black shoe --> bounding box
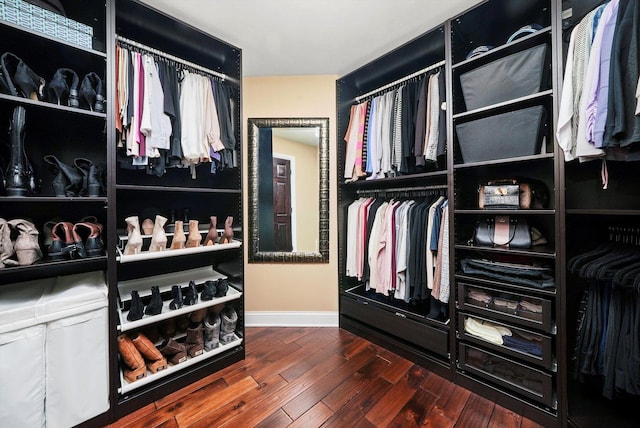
[46,68,79,107]
[216,279,229,297]
[183,281,198,306]
[1,52,45,99]
[169,285,183,310]
[144,286,163,316]
[201,280,217,301]
[127,290,144,321]
[79,72,104,112]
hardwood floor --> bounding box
[109,327,545,428]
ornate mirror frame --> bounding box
[248,117,329,263]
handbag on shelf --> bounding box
[474,215,532,249]
[478,179,549,210]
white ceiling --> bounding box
[138,0,484,77]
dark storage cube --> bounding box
[460,44,549,111]
[456,105,546,163]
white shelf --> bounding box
[117,266,242,332]
[118,334,243,395]
[116,239,242,263]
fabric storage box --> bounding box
[0,272,108,428]
[460,44,549,111]
[455,105,546,163]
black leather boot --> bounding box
[127,290,144,321]
[144,285,163,316]
[183,280,198,306]
[200,280,217,301]
[5,106,30,196]
[43,155,82,197]
[169,285,183,310]
[74,158,102,196]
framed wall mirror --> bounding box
[248,117,329,263]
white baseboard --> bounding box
[245,311,339,327]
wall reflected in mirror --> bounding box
[248,118,329,263]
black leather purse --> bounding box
[474,215,532,249]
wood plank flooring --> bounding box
[108,327,545,428]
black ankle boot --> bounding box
[79,72,104,112]
[200,280,217,301]
[183,280,198,306]
[216,278,229,297]
[127,290,144,321]
[144,286,163,316]
[169,285,183,310]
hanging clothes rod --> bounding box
[356,184,447,196]
[116,35,232,83]
[355,59,446,102]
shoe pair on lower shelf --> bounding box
[117,332,167,383]
[0,218,42,267]
[127,286,163,321]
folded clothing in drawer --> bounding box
[460,258,555,289]
[455,105,547,163]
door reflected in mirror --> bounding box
[248,118,329,263]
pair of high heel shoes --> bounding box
[122,215,169,255]
[44,155,105,197]
[47,68,104,112]
[0,218,42,267]
[0,52,104,111]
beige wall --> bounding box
[272,135,319,252]
[243,75,338,312]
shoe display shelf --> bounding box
[116,265,243,394]
[117,266,242,332]
[117,332,242,395]
[115,230,242,263]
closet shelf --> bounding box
[455,209,555,215]
[0,256,107,286]
[341,170,447,188]
[117,334,243,395]
[0,18,107,57]
[454,153,554,169]
[118,288,242,332]
[451,26,551,71]
[0,93,108,117]
[455,243,556,259]
[118,266,229,300]
[116,240,242,263]
[0,195,108,203]
[453,90,553,121]
[565,209,640,216]
[115,184,241,194]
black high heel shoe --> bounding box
[127,290,144,321]
[0,52,45,100]
[79,72,104,112]
[169,285,183,310]
[183,281,198,306]
[46,68,79,107]
[74,157,102,197]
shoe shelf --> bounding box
[0,93,108,118]
[115,240,242,263]
[117,266,242,332]
[118,333,243,395]
[115,184,241,194]
[0,256,107,286]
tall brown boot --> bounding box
[117,334,146,382]
[131,332,167,373]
